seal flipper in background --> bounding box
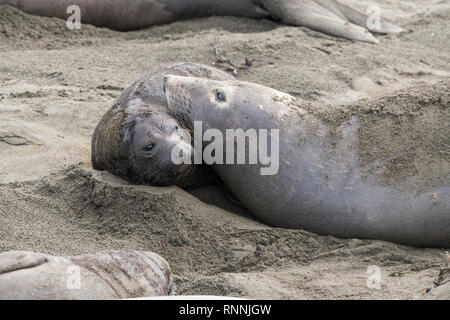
[0,251,48,275]
[261,0,402,43]
[261,0,378,43]
[331,0,404,34]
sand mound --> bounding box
[0,165,445,298]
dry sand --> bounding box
[0,1,449,299]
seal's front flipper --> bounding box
[261,0,379,43]
[333,0,404,34]
[0,251,48,274]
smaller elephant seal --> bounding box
[92,62,233,188]
[0,250,175,299]
[162,75,450,247]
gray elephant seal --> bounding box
[0,250,175,299]
[1,0,403,43]
[162,75,450,247]
[92,62,233,188]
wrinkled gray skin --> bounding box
[92,62,233,187]
[0,250,175,299]
[163,75,450,247]
[0,0,403,43]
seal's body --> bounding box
[0,250,175,299]
[163,75,450,247]
[1,0,403,43]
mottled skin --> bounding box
[0,250,175,299]
[162,75,450,247]
[92,62,233,187]
[0,0,403,43]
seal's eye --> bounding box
[216,90,226,102]
[143,143,154,153]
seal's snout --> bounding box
[163,75,195,126]
[163,75,193,94]
[163,75,179,110]
[163,75,183,103]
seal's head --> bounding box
[91,106,196,187]
[162,75,287,127]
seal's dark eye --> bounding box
[143,143,154,153]
[216,90,226,102]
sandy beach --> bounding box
[0,1,449,299]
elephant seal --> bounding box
[0,250,175,299]
[91,62,232,188]
[162,75,450,247]
[1,0,403,43]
